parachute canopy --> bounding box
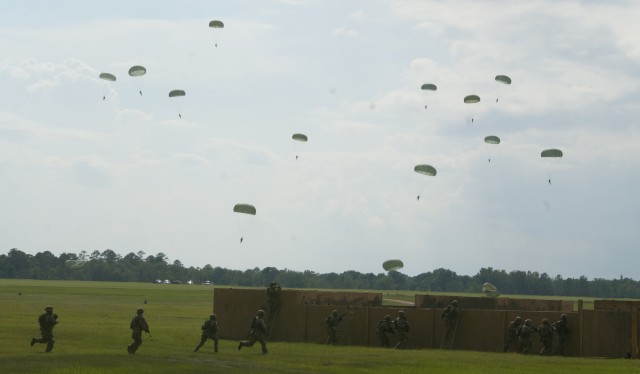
[541,148,563,158]
[65,260,86,269]
[495,75,512,85]
[128,65,147,77]
[209,20,224,28]
[482,282,497,292]
[383,259,404,272]
[484,135,501,145]
[233,203,256,215]
[292,133,308,142]
[464,95,480,104]
[414,164,437,176]
[169,89,186,98]
[421,83,437,91]
[99,73,116,82]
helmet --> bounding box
[384,315,391,321]
[451,300,458,306]
[515,316,522,323]
[332,310,338,316]
[398,310,405,316]
[210,314,217,320]
[561,314,567,320]
[524,319,532,326]
[257,309,265,317]
[542,318,549,325]
[44,305,53,311]
[137,307,144,314]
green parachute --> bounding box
[464,95,480,104]
[292,133,308,142]
[414,164,437,176]
[209,20,224,47]
[495,75,512,85]
[169,90,186,118]
[383,259,404,272]
[128,65,146,96]
[541,149,563,158]
[484,135,500,144]
[234,203,256,216]
[65,260,86,269]
[169,89,185,98]
[99,73,116,82]
[421,83,437,109]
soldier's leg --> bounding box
[214,337,219,353]
[260,336,268,354]
[45,338,55,353]
[193,335,208,352]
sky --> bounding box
[1,0,639,279]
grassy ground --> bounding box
[0,279,635,373]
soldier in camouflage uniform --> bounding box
[266,281,281,325]
[394,310,410,349]
[441,300,460,345]
[376,315,395,347]
[516,319,537,354]
[504,316,523,352]
[127,307,150,354]
[238,309,268,354]
[31,305,59,352]
[324,310,344,345]
[537,318,554,355]
[193,314,219,353]
[553,314,569,355]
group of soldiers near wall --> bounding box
[504,314,570,355]
[29,287,568,356]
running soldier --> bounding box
[537,318,554,355]
[193,314,219,353]
[31,305,59,352]
[516,319,537,354]
[238,309,268,354]
[441,300,460,348]
[266,281,282,324]
[127,307,150,354]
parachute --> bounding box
[484,136,500,144]
[541,148,563,185]
[208,20,224,47]
[541,149,563,158]
[233,204,256,243]
[482,282,499,297]
[421,83,437,109]
[292,133,308,142]
[169,90,186,118]
[99,73,116,82]
[234,203,256,216]
[128,65,147,96]
[414,164,437,176]
[495,75,512,85]
[383,259,404,272]
[65,260,86,269]
[99,73,116,100]
[464,95,480,104]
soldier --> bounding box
[394,310,410,349]
[516,319,537,354]
[31,305,59,352]
[537,318,554,355]
[553,314,569,355]
[441,300,460,346]
[324,309,344,345]
[504,316,523,352]
[266,281,282,324]
[127,307,150,354]
[376,315,395,347]
[238,309,268,354]
[193,314,219,353]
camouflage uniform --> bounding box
[193,314,219,353]
[266,282,281,324]
[127,307,150,354]
[537,318,554,355]
[553,314,569,355]
[441,300,460,343]
[504,316,522,352]
[376,315,395,347]
[238,310,268,354]
[516,319,537,354]
[394,310,410,349]
[325,310,343,345]
[31,305,59,352]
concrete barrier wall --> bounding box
[214,288,636,357]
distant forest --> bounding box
[1,248,639,298]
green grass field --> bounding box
[0,279,634,373]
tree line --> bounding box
[1,248,638,298]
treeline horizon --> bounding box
[1,248,639,299]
